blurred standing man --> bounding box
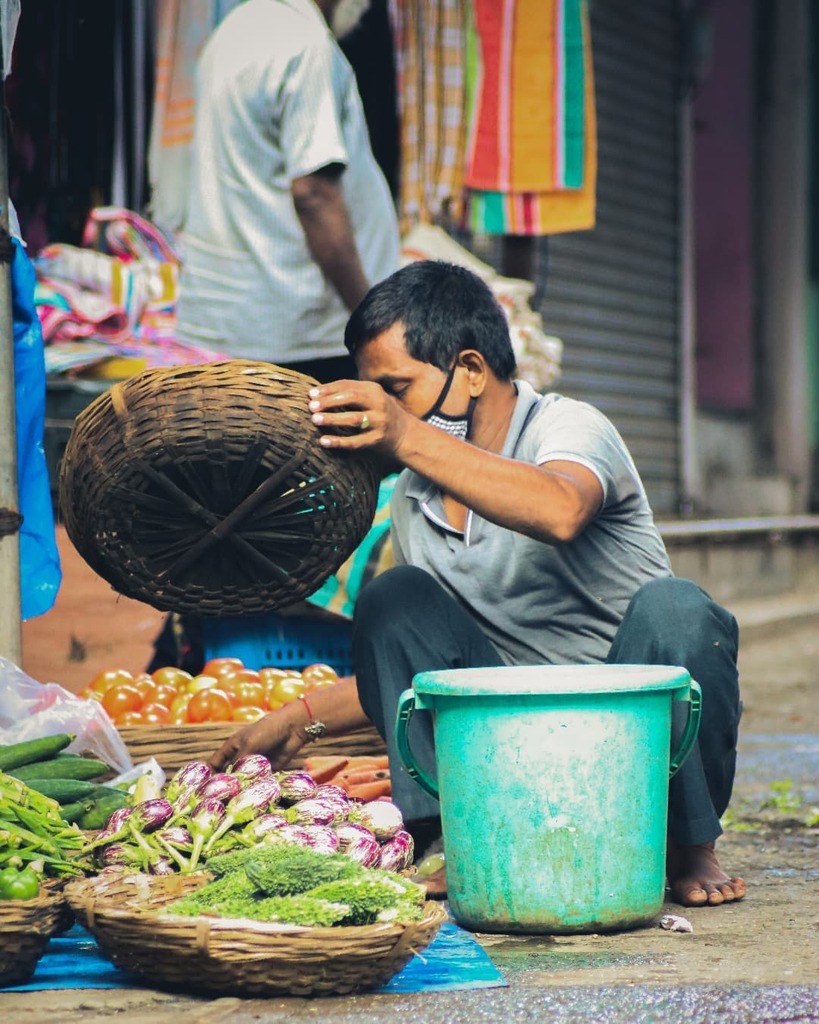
[175,0,399,382]
[151,0,395,674]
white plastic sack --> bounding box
[0,657,133,774]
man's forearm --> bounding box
[292,172,370,311]
[297,674,371,738]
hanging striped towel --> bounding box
[463,0,596,236]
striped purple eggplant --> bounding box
[165,761,213,803]
[276,770,317,804]
[376,829,415,872]
[229,754,272,780]
[196,772,242,803]
[351,799,403,841]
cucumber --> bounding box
[10,756,110,782]
[76,790,130,830]
[0,734,74,772]
[19,778,100,804]
[59,799,95,824]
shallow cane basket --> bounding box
[117,721,387,777]
[65,869,448,998]
[0,886,70,987]
[58,361,381,616]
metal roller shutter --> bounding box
[538,0,682,514]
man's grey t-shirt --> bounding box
[389,380,673,666]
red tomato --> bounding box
[101,684,143,719]
[142,702,171,725]
[201,657,245,680]
[151,683,179,707]
[133,676,157,701]
[222,668,261,685]
[89,668,134,694]
[187,687,234,723]
[185,674,219,695]
[169,693,192,724]
[269,677,306,705]
[114,710,144,727]
[78,688,103,703]
[302,662,339,690]
[151,666,194,689]
[232,705,266,723]
[222,677,266,708]
[259,666,290,685]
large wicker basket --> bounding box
[65,870,448,997]
[0,886,70,987]
[59,361,381,616]
[119,723,387,777]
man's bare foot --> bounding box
[666,839,747,907]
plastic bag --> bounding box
[12,233,62,619]
[0,658,133,774]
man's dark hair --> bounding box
[344,260,517,380]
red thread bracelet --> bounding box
[298,694,327,739]
[299,693,315,724]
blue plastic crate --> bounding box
[202,612,353,676]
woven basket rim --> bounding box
[65,869,447,938]
[118,722,387,776]
[86,896,448,940]
[0,886,67,929]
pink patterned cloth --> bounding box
[35,207,225,375]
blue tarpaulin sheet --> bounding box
[7,920,507,995]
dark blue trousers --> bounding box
[352,566,740,845]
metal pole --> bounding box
[677,0,700,517]
[0,68,22,665]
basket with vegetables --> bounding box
[77,659,387,777]
[0,737,102,986]
[78,754,414,877]
[64,848,448,997]
[66,753,448,996]
[0,733,129,830]
[0,880,71,987]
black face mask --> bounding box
[420,363,477,441]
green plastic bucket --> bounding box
[395,664,701,934]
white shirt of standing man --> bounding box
[176,0,399,364]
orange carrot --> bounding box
[303,756,349,783]
[336,769,390,787]
[347,779,392,801]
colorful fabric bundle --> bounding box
[34,207,223,376]
[462,0,596,235]
[34,278,132,344]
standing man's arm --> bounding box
[291,165,371,311]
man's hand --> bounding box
[209,703,307,772]
[308,379,411,456]
[209,675,371,772]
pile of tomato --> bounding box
[77,658,340,728]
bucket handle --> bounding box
[395,688,439,799]
[397,678,702,795]
[669,679,702,778]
